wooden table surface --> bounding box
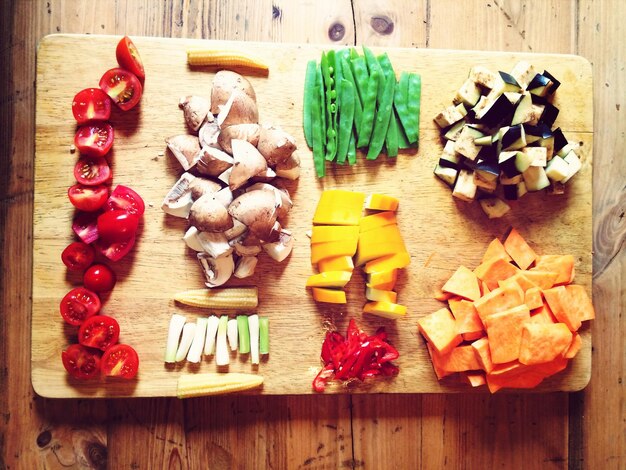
[1,1,623,468]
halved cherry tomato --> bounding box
[83,264,117,293]
[116,36,145,80]
[74,156,111,186]
[99,68,143,111]
[72,211,100,244]
[74,122,114,158]
[97,210,139,242]
[96,235,136,262]
[101,344,139,379]
[78,315,120,351]
[72,88,112,124]
[68,184,109,212]
[105,185,145,216]
[62,344,102,379]
[60,287,101,326]
[61,241,95,271]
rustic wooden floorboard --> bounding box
[1,0,624,469]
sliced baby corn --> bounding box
[187,49,269,75]
[174,287,258,310]
[177,372,264,398]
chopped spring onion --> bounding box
[248,314,260,365]
[237,315,250,354]
[227,318,238,351]
[186,317,208,363]
[164,314,187,363]
[175,322,196,362]
[259,317,269,355]
[215,315,230,366]
[204,315,220,356]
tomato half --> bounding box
[62,344,102,379]
[78,315,120,351]
[72,211,100,244]
[60,287,101,326]
[97,210,139,242]
[74,156,111,186]
[74,122,114,158]
[101,344,139,379]
[72,88,112,124]
[83,264,117,293]
[99,68,143,111]
[61,241,95,271]
[116,36,145,80]
[96,235,136,262]
[68,184,109,212]
[105,185,145,216]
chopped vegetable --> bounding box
[248,314,260,365]
[174,287,258,309]
[175,322,196,363]
[237,315,250,354]
[186,317,208,363]
[177,372,264,398]
[204,315,220,356]
[215,315,229,366]
[227,318,238,351]
[312,287,347,304]
[186,49,269,75]
[259,317,269,355]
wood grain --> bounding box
[1,0,624,469]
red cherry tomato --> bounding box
[72,211,100,244]
[97,210,139,242]
[101,344,139,379]
[61,241,95,271]
[74,122,114,158]
[78,315,120,351]
[73,156,111,186]
[116,36,145,80]
[83,264,117,293]
[105,185,145,216]
[60,287,101,326]
[99,68,143,111]
[72,88,112,124]
[68,184,109,212]
[62,344,102,379]
[96,235,136,262]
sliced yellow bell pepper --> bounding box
[311,225,360,244]
[318,255,355,272]
[312,287,347,304]
[364,251,411,273]
[355,238,407,266]
[363,301,407,319]
[367,269,398,290]
[313,190,365,226]
[306,271,352,288]
[311,238,359,264]
[359,211,397,232]
[358,224,404,247]
[365,286,398,303]
[364,193,400,211]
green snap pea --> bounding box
[350,56,369,104]
[366,72,396,160]
[406,73,422,145]
[316,63,326,149]
[363,46,385,103]
[311,83,326,177]
[385,108,400,157]
[356,70,379,148]
[347,130,357,165]
[336,79,355,164]
[321,50,338,161]
[377,52,396,83]
[396,111,412,149]
[303,60,317,148]
[340,57,363,134]
[394,72,410,138]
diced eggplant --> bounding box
[477,94,515,128]
[510,61,536,89]
[475,161,500,183]
[474,135,493,146]
[473,172,497,192]
[454,125,485,161]
[454,78,482,107]
[452,169,477,201]
[479,197,511,218]
[524,123,552,144]
[552,128,569,156]
[545,155,570,182]
[542,70,561,94]
[503,92,523,105]
[444,120,465,141]
[524,146,548,167]
[498,71,522,93]
[562,150,582,183]
[527,73,552,97]
[477,145,498,164]
[434,103,468,128]
[537,134,555,160]
[469,66,499,89]
[500,172,523,185]
[514,151,533,173]
[539,102,559,127]
[511,92,534,125]
[434,164,458,187]
[439,140,462,168]
[501,124,527,150]
[522,165,550,191]
[503,181,527,200]
[527,104,545,126]
[498,151,521,178]
[471,95,490,119]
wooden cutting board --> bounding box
[32,34,593,398]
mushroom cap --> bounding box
[229,139,268,191]
[217,123,260,154]
[165,134,202,170]
[211,70,257,115]
[188,177,222,200]
[257,126,297,166]
[189,193,234,232]
[217,90,259,128]
[195,146,234,177]
[228,189,279,241]
[179,95,211,132]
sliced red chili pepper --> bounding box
[312,363,335,392]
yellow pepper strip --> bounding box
[318,255,355,272]
[364,251,411,273]
[365,286,398,303]
[186,49,269,75]
[359,211,398,232]
[367,269,398,290]
[312,287,347,304]
[358,224,404,247]
[311,225,360,244]
[177,373,263,398]
[363,301,407,319]
[364,194,400,211]
[306,271,352,288]
[313,190,365,226]
[311,239,359,264]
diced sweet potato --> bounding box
[524,286,543,310]
[473,284,525,322]
[449,298,484,335]
[531,303,558,324]
[442,265,481,301]
[426,343,455,379]
[430,345,482,372]
[463,331,485,341]
[518,322,573,365]
[521,270,559,290]
[434,289,454,302]
[503,228,537,270]
[462,371,487,387]
[474,256,519,290]
[418,308,463,355]
[471,337,494,373]
[482,238,512,263]
[563,332,582,359]
[483,305,531,364]
[564,284,595,321]
[533,356,569,378]
[531,255,575,285]
[543,286,581,331]
[480,280,491,296]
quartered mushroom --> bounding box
[275,152,301,180]
[210,70,257,115]
[189,193,234,233]
[189,177,222,200]
[245,183,292,220]
[198,121,221,149]
[228,189,280,241]
[162,172,196,218]
[257,125,297,166]
[217,90,259,128]
[229,139,268,191]
[183,226,204,252]
[195,146,234,177]
[262,228,294,262]
[179,95,211,132]
[196,232,233,258]
[165,134,202,170]
[234,256,258,279]
[217,123,261,154]
[198,252,235,288]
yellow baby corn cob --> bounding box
[187,49,269,75]
[174,287,258,309]
[177,373,264,398]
